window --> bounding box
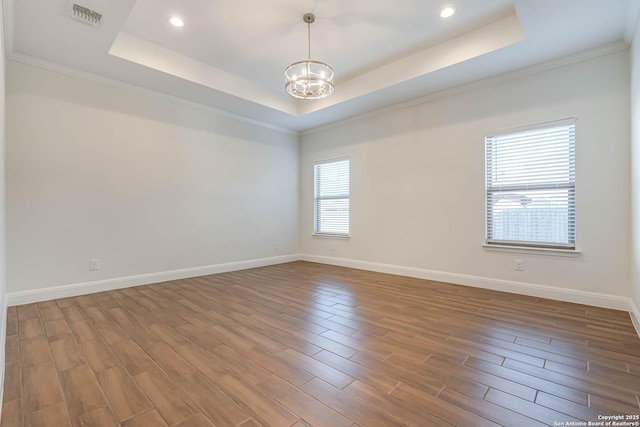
[314,158,350,236]
[485,120,575,249]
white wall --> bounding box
[6,61,299,294]
[301,50,631,300]
[631,16,640,326]
[4,44,635,321]
[0,0,7,408]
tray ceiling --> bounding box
[6,0,636,131]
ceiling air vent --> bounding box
[69,3,102,26]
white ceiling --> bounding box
[5,0,638,131]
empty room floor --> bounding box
[1,261,639,426]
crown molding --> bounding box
[302,41,629,137]
[6,52,300,136]
[624,0,640,44]
[3,33,628,138]
[2,0,12,61]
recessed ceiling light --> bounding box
[440,7,455,18]
[169,16,184,27]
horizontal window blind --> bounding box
[314,159,350,235]
[486,121,575,249]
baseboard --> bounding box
[7,254,298,306]
[299,254,634,312]
[630,299,640,338]
[7,252,640,339]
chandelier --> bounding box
[285,13,334,100]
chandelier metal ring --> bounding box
[285,13,334,100]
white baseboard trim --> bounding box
[7,254,298,306]
[299,254,634,313]
[630,299,640,338]
[7,252,640,339]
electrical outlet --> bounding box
[90,259,100,271]
[330,242,336,252]
[514,259,524,271]
[273,241,279,252]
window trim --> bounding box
[484,118,577,252]
[313,157,350,237]
[481,243,581,257]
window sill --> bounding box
[482,244,581,258]
[313,233,351,239]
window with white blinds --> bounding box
[314,159,350,236]
[485,120,575,249]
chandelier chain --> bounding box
[307,23,311,59]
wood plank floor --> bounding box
[2,261,640,426]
